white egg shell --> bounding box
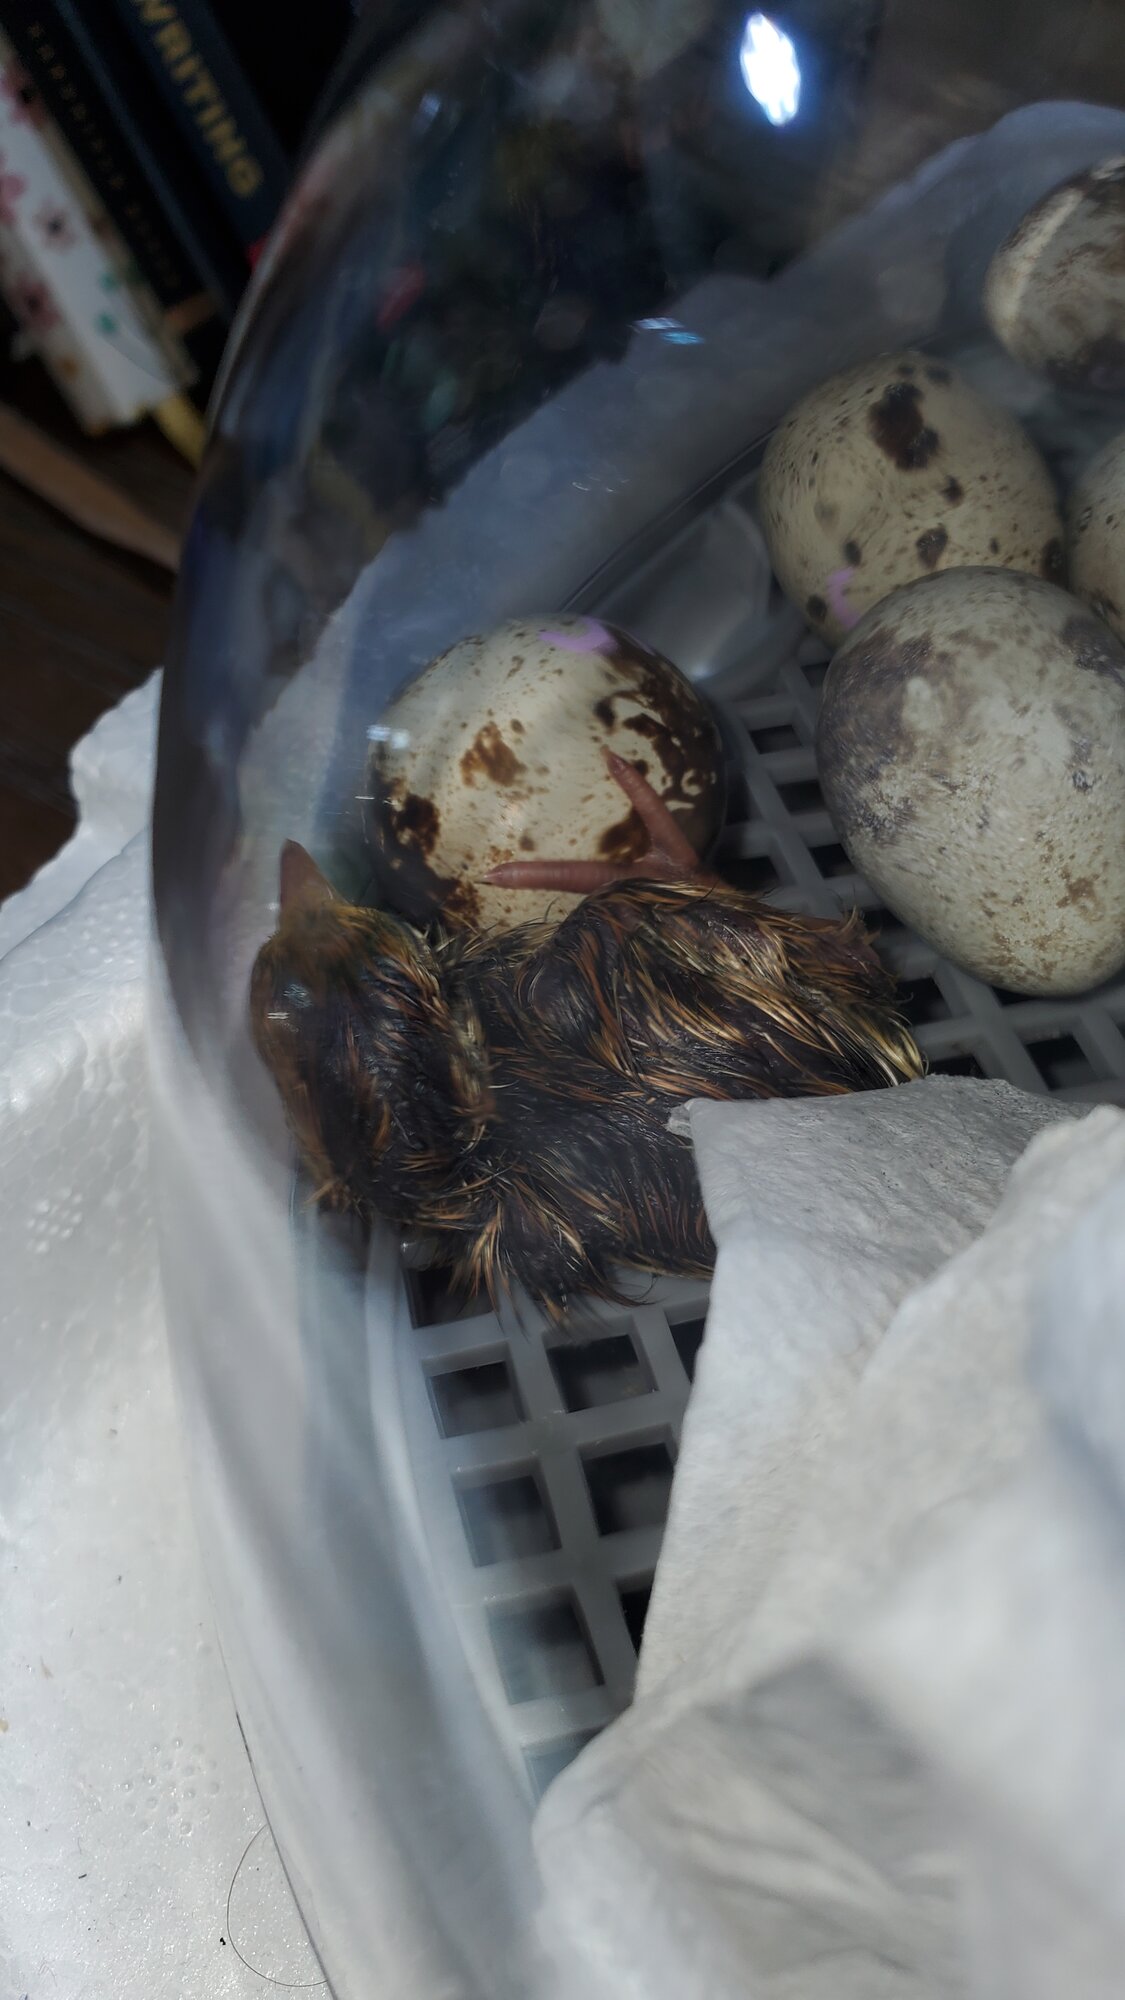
[759,350,1063,647]
[815,569,1125,996]
[984,157,1125,391]
[367,615,724,929]
[1068,429,1125,642]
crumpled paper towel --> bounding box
[646,1080,1078,1696]
[0,680,320,2000]
[535,1082,1125,2000]
[0,670,160,964]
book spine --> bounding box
[49,0,245,318]
[1,0,199,315]
[0,28,185,428]
[102,0,290,254]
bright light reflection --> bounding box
[635,317,705,345]
[739,12,801,126]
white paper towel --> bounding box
[0,687,321,1999]
[0,672,160,965]
[535,1085,1125,2000]
[645,1080,1079,1697]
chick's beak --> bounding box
[279,839,338,915]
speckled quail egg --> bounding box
[1068,430,1125,643]
[366,615,725,929]
[984,157,1125,391]
[759,350,1064,647]
[815,568,1125,996]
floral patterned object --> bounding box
[0,60,45,130]
[0,156,26,226]
[35,201,78,252]
[0,31,190,431]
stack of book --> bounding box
[0,0,354,447]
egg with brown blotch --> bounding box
[984,156,1125,392]
[366,616,725,929]
[1068,430,1125,643]
[815,568,1125,996]
[759,350,1064,647]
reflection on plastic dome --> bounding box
[151,2,1125,1994]
[739,12,801,126]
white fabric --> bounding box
[536,1084,1125,2000]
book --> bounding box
[102,0,290,257]
[47,0,247,316]
[1,0,205,318]
[0,25,190,430]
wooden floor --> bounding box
[0,356,194,903]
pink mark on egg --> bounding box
[825,567,862,631]
[539,618,613,653]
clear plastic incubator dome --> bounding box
[151,5,1125,1995]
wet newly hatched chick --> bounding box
[250,763,922,1317]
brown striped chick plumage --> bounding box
[250,787,921,1318]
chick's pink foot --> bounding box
[485,751,711,893]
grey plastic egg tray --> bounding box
[387,606,1125,1806]
[393,1266,710,1799]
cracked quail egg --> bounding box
[1068,430,1125,643]
[984,157,1125,391]
[815,567,1125,995]
[366,615,724,930]
[759,350,1064,647]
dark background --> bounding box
[0,355,192,899]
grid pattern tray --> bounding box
[392,1272,709,1799]
[388,513,1125,1805]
